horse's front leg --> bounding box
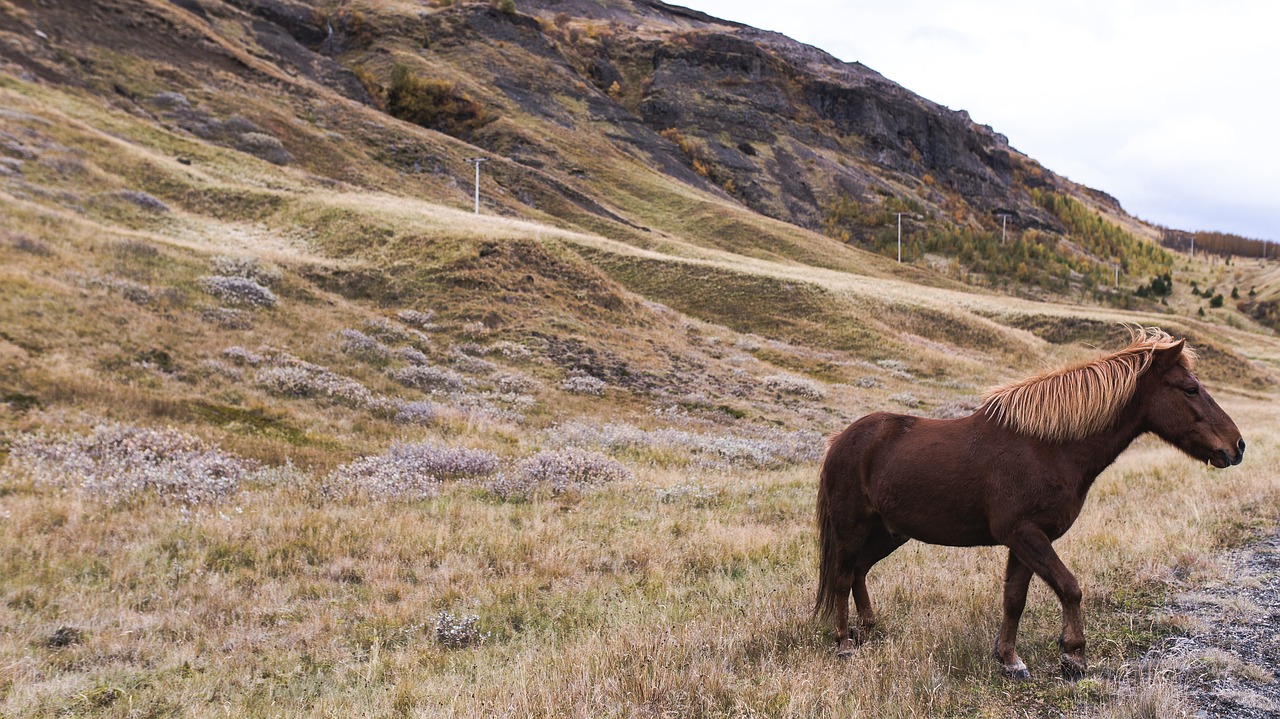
[1004,525,1087,679]
[994,550,1033,680]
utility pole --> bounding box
[997,213,1009,244]
[896,212,907,263]
[1114,261,1119,288]
[1190,234,1194,258]
[465,157,488,214]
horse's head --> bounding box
[1142,340,1244,468]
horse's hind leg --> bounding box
[831,522,870,659]
[850,522,908,643]
[834,580,857,658]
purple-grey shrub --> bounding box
[491,341,533,360]
[486,448,631,500]
[451,349,497,375]
[100,189,170,213]
[889,392,921,408]
[655,481,722,506]
[254,364,376,408]
[337,328,391,362]
[384,399,437,425]
[71,272,156,306]
[396,309,436,329]
[548,421,823,470]
[210,255,281,286]
[200,306,252,329]
[3,423,253,505]
[361,317,410,343]
[931,400,978,419]
[494,372,540,394]
[391,365,466,393]
[198,275,277,308]
[435,611,486,648]
[560,375,605,396]
[762,373,826,401]
[326,441,500,500]
[221,346,266,366]
[236,131,292,165]
[395,346,430,366]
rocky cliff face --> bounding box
[199,0,1081,235]
[360,0,1069,235]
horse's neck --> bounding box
[1066,406,1148,492]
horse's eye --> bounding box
[1184,386,1200,396]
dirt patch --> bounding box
[1165,530,1280,717]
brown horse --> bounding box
[814,328,1244,679]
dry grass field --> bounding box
[0,400,1275,717]
[3,14,1280,717]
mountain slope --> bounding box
[3,0,1184,295]
[1,0,1276,412]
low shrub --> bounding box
[384,399,437,425]
[395,346,430,366]
[221,346,266,366]
[71,272,156,305]
[890,392,921,408]
[396,309,436,329]
[387,65,494,140]
[337,329,391,362]
[200,306,252,329]
[97,189,170,212]
[391,365,466,393]
[548,421,822,470]
[210,255,281,286]
[762,373,826,401]
[254,364,375,408]
[3,424,253,505]
[198,275,277,308]
[495,371,540,394]
[361,317,410,343]
[485,448,630,500]
[561,375,605,396]
[326,441,500,500]
[435,611,487,648]
[655,481,722,506]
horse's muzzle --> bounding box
[1214,438,1245,468]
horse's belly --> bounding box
[871,474,997,547]
[882,510,997,547]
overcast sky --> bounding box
[676,0,1280,242]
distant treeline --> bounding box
[822,190,1172,297]
[1160,229,1276,260]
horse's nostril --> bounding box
[1238,438,1247,454]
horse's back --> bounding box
[822,411,999,546]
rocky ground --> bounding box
[1167,530,1280,718]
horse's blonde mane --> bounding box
[980,327,1196,442]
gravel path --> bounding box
[1166,530,1280,718]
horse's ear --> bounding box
[1153,340,1186,371]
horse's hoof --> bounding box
[1001,662,1030,681]
[835,639,856,660]
[1060,653,1087,681]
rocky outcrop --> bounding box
[500,1,1058,233]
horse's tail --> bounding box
[813,430,849,623]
